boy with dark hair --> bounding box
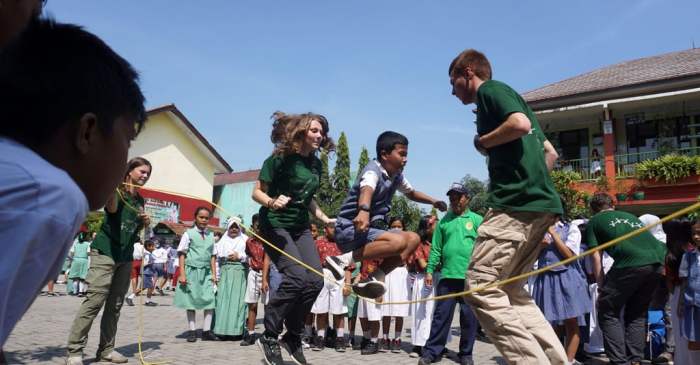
[588,193,666,365]
[448,48,567,364]
[0,18,146,354]
[327,131,446,298]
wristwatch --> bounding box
[358,203,370,212]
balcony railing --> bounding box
[553,146,700,180]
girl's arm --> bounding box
[308,198,334,225]
[591,251,603,287]
[210,255,217,284]
[261,253,271,293]
[178,254,187,285]
[252,180,289,211]
[417,257,428,271]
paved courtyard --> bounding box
[4,284,507,365]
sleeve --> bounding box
[359,170,379,190]
[177,232,191,254]
[679,253,690,278]
[565,224,582,255]
[236,240,248,262]
[426,221,444,274]
[397,175,415,195]
[212,242,220,257]
[586,220,599,248]
[481,84,527,125]
[258,155,279,184]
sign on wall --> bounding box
[144,198,180,224]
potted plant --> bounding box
[636,154,700,186]
[615,179,628,202]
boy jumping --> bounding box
[326,131,446,298]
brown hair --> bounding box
[448,49,492,81]
[124,156,152,181]
[270,111,335,156]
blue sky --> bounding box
[46,0,699,203]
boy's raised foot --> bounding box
[257,334,284,365]
[352,277,386,298]
[325,252,353,280]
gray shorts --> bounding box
[334,217,387,253]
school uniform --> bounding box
[142,251,157,289]
[174,228,216,310]
[311,238,352,315]
[244,236,266,305]
[131,242,144,280]
[1,137,88,347]
[69,240,91,280]
[213,223,248,336]
[532,222,591,324]
[152,246,169,278]
[380,265,409,317]
[408,241,435,347]
[680,249,700,342]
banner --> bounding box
[144,197,179,224]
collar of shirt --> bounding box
[373,160,400,179]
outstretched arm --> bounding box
[404,190,447,212]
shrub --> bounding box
[635,154,700,183]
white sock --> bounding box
[203,309,213,331]
[371,337,378,343]
[187,310,196,331]
[79,281,87,293]
[394,331,401,339]
[317,329,325,337]
[363,330,370,339]
[383,333,388,339]
[336,328,345,337]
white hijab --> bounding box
[215,217,248,258]
[639,214,666,244]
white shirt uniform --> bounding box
[0,137,89,346]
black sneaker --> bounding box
[280,336,307,365]
[418,356,433,365]
[390,338,401,353]
[186,330,196,342]
[361,340,378,355]
[325,254,351,280]
[351,336,362,350]
[202,331,219,341]
[257,335,284,365]
[334,336,347,352]
[144,301,158,307]
[459,356,474,365]
[379,338,390,352]
[409,345,422,358]
[240,333,256,346]
[311,335,324,351]
[352,278,386,298]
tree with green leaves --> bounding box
[330,132,351,215]
[461,174,490,216]
[317,150,334,216]
[390,194,424,232]
[356,146,370,183]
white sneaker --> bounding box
[352,277,386,299]
[97,350,127,363]
[65,356,83,365]
[325,252,353,280]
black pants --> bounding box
[423,278,478,360]
[598,264,662,364]
[263,228,324,339]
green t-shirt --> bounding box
[91,191,145,263]
[426,209,483,280]
[586,210,666,269]
[475,80,562,214]
[258,153,321,230]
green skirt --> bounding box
[68,257,89,280]
[213,263,247,336]
[174,265,216,310]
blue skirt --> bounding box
[532,265,591,323]
[683,304,700,341]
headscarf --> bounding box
[639,214,667,244]
[216,217,248,257]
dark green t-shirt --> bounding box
[475,80,562,214]
[586,210,666,269]
[91,191,145,263]
[258,153,321,230]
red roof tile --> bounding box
[214,169,260,186]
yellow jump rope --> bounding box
[117,184,700,363]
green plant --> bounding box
[595,175,609,192]
[550,170,591,219]
[635,154,700,183]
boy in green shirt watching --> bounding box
[588,193,665,365]
[419,183,482,365]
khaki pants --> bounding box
[464,210,568,365]
[67,252,131,357]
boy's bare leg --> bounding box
[353,231,419,262]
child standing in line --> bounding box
[152,242,169,295]
[174,207,218,342]
[128,239,144,304]
[356,258,383,355]
[213,218,249,339]
[242,213,266,346]
[165,241,178,291]
[142,240,158,306]
[346,262,362,350]
[68,232,91,297]
[310,223,353,352]
[408,215,438,358]
[532,211,591,365]
[678,220,700,362]
[380,217,410,353]
[327,132,447,298]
